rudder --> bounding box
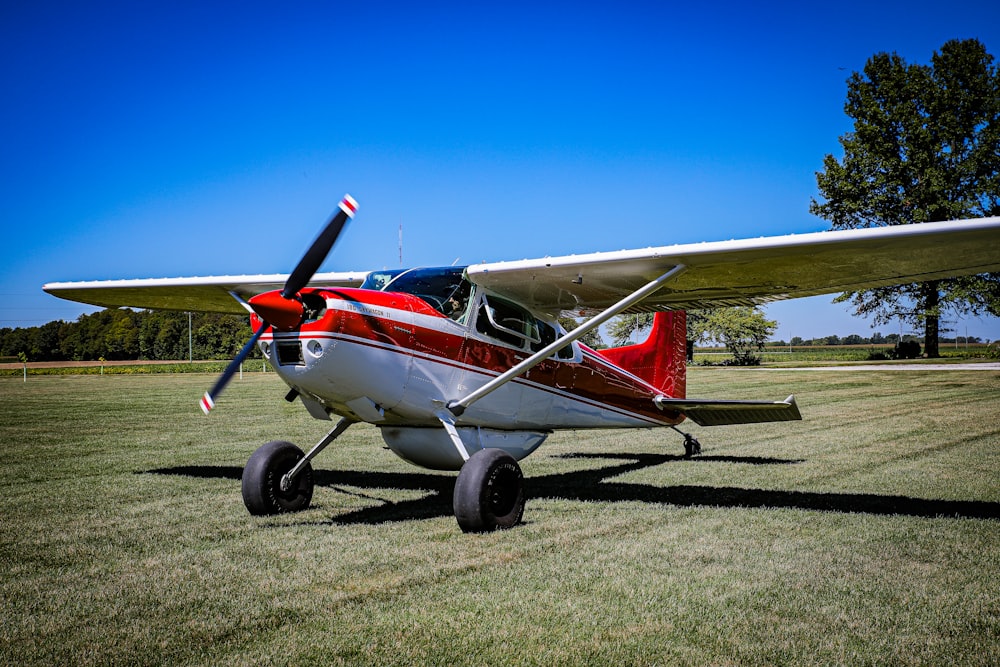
[597,311,687,399]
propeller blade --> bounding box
[200,324,269,414]
[202,194,357,414]
[282,194,358,299]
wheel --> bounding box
[242,440,314,515]
[683,434,702,458]
[453,448,525,533]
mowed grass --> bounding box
[1,369,998,666]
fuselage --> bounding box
[252,267,682,469]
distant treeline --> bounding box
[0,309,255,362]
[2,310,990,363]
[771,333,985,347]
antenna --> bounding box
[398,223,403,267]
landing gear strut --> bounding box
[453,449,525,533]
[670,425,702,458]
[242,418,353,516]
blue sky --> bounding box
[3,1,999,341]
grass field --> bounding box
[2,369,999,665]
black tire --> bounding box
[242,440,314,515]
[683,435,702,458]
[453,448,525,533]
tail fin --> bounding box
[598,311,687,398]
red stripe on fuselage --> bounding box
[261,288,679,426]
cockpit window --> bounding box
[373,266,474,322]
[475,295,543,349]
[361,269,405,291]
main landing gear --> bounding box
[453,449,525,533]
[242,440,314,515]
[241,418,351,516]
[240,419,527,533]
[670,425,702,458]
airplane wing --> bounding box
[42,272,368,315]
[466,217,1000,315]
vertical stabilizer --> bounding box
[597,311,687,398]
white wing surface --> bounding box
[43,272,368,314]
[467,217,1000,315]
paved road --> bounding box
[763,363,1000,371]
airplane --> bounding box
[44,195,1000,532]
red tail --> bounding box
[598,311,687,398]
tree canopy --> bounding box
[608,308,775,365]
[558,316,605,349]
[811,38,1000,357]
[698,307,777,365]
[1,310,255,362]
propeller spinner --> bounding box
[200,195,358,414]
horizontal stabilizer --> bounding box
[654,394,801,427]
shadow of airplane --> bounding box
[145,451,1000,525]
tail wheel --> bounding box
[242,440,314,515]
[453,448,525,533]
[683,434,702,458]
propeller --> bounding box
[200,194,358,414]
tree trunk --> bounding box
[923,281,940,358]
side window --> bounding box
[475,295,539,349]
[531,318,576,360]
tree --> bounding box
[104,311,139,359]
[153,318,185,360]
[607,308,773,365]
[558,316,605,349]
[607,311,710,348]
[700,307,777,365]
[607,313,654,347]
[811,38,1000,357]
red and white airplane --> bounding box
[44,195,1000,532]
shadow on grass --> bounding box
[145,451,1000,525]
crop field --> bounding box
[693,343,996,365]
[2,368,999,665]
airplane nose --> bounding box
[248,291,304,331]
[199,194,357,413]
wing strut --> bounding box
[447,265,687,416]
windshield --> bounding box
[374,266,474,322]
[360,269,406,291]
